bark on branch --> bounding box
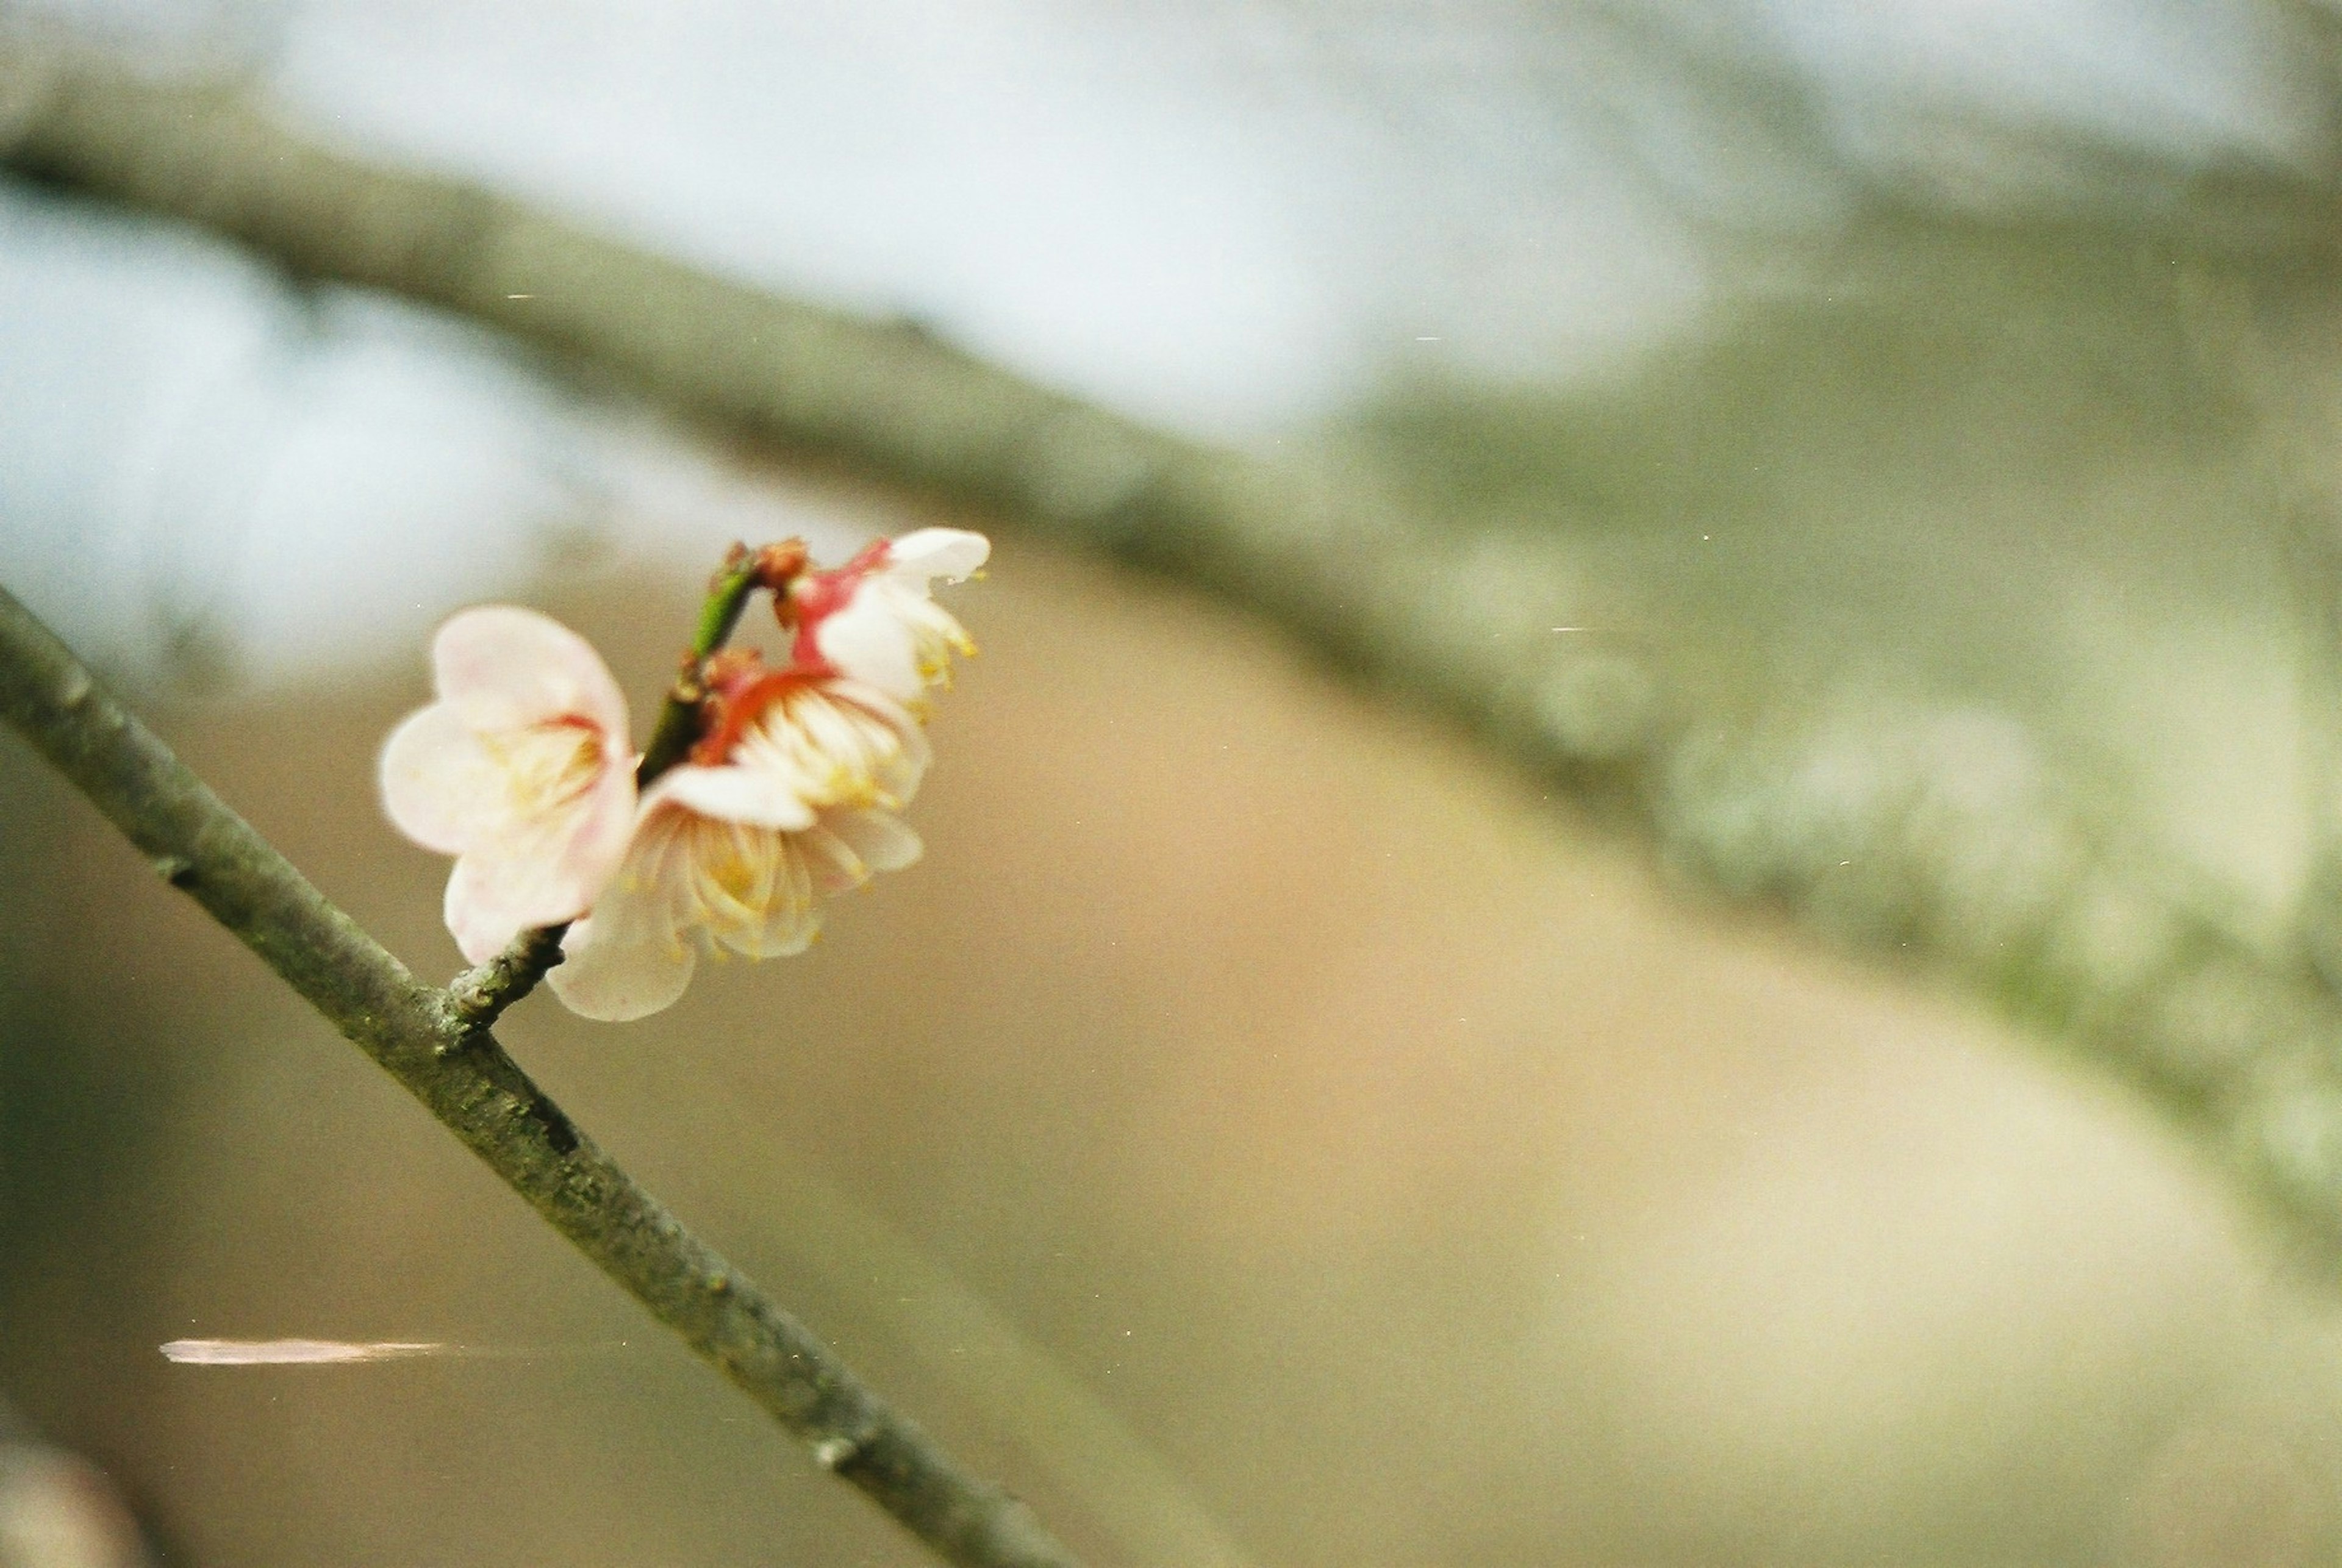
[0,578,1087,1568]
[10,40,2342,1277]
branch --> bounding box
[0,578,1087,1568]
[11,42,2342,1273]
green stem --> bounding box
[635,546,762,788]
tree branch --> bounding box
[10,41,2342,1275]
[0,577,1088,1568]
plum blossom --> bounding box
[546,654,930,1021]
[786,528,990,706]
[379,606,637,964]
[377,530,987,1022]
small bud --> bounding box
[751,538,810,596]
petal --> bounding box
[875,706,932,805]
[547,837,697,1021]
[443,837,602,964]
[657,813,820,962]
[823,806,923,876]
[560,751,644,892]
[733,836,822,958]
[682,817,781,935]
[381,703,504,855]
[653,765,817,830]
[814,595,922,704]
[793,823,872,898]
[432,606,631,743]
[444,856,520,964]
[884,528,990,583]
[548,915,697,1022]
[814,679,932,803]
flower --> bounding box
[546,657,929,1021]
[786,528,990,706]
[379,606,638,963]
[378,531,988,1022]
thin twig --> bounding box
[0,579,1087,1568]
[443,920,568,1035]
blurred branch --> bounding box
[2204,257,2342,1006]
[12,43,2342,1273]
[2275,473,2342,992]
[0,578,1088,1568]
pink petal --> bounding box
[379,703,502,855]
[546,859,697,1022]
[884,528,989,582]
[565,749,645,892]
[432,606,631,741]
[443,834,606,965]
[443,856,525,965]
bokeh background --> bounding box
[5,1,2342,1564]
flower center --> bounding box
[737,687,913,808]
[489,716,604,819]
[706,836,763,902]
[691,665,814,767]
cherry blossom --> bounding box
[379,606,638,964]
[786,528,990,705]
[547,657,929,1021]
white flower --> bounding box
[379,606,637,964]
[789,528,989,705]
[547,670,928,1021]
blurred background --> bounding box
[6,0,2342,1564]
